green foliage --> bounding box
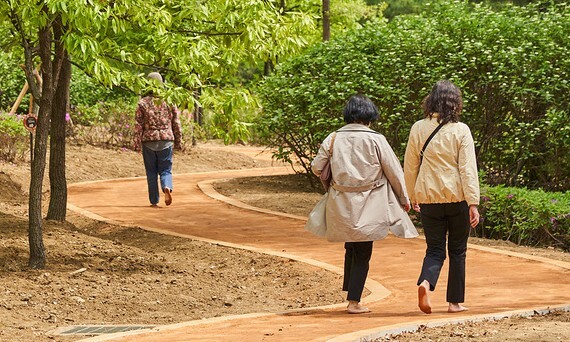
[257,1,570,190]
[1,0,387,148]
[203,88,258,144]
[329,0,386,35]
[0,50,129,112]
[478,185,570,250]
[0,112,29,162]
[205,0,383,143]
[382,0,426,19]
[0,52,28,112]
[1,0,319,107]
[68,100,137,148]
[70,68,133,107]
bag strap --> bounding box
[420,122,445,165]
[329,132,337,156]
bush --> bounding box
[257,1,570,190]
[68,100,196,150]
[478,185,570,250]
[0,112,29,162]
[68,101,137,148]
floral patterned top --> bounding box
[134,96,182,151]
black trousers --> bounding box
[343,241,373,302]
[417,201,470,303]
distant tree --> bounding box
[323,0,331,41]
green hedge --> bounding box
[257,1,570,191]
[478,186,570,250]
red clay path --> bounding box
[67,148,570,342]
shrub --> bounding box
[68,101,137,148]
[257,1,570,190]
[0,112,29,162]
[478,185,570,250]
[68,100,196,150]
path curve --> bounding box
[67,151,570,342]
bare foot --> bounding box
[418,281,432,314]
[448,303,468,313]
[164,187,172,206]
[150,204,159,208]
[347,301,370,314]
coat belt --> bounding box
[331,179,386,192]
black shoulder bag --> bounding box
[419,122,445,165]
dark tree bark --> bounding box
[47,19,70,222]
[264,60,274,76]
[192,87,203,146]
[28,9,66,268]
[28,23,55,269]
[322,0,330,41]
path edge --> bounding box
[328,304,570,341]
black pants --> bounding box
[343,241,373,302]
[417,201,470,303]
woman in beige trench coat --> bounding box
[311,94,418,314]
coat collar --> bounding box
[338,123,374,132]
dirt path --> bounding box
[66,153,570,341]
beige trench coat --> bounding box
[311,124,418,242]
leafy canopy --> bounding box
[0,0,315,106]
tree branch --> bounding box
[171,29,243,37]
[9,8,41,102]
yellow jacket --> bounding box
[404,115,480,206]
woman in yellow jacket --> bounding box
[404,80,480,314]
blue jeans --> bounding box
[142,145,173,205]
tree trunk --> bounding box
[264,60,274,76]
[28,103,50,268]
[28,19,56,269]
[192,87,203,146]
[322,0,331,41]
[47,43,71,221]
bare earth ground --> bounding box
[0,143,568,341]
[0,143,342,342]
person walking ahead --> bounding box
[311,94,418,314]
[404,80,480,314]
[134,72,182,207]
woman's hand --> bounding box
[402,201,411,212]
[469,205,480,228]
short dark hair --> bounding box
[343,94,379,124]
[423,80,463,124]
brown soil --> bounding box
[1,143,568,342]
[0,143,341,342]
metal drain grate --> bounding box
[57,325,156,336]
